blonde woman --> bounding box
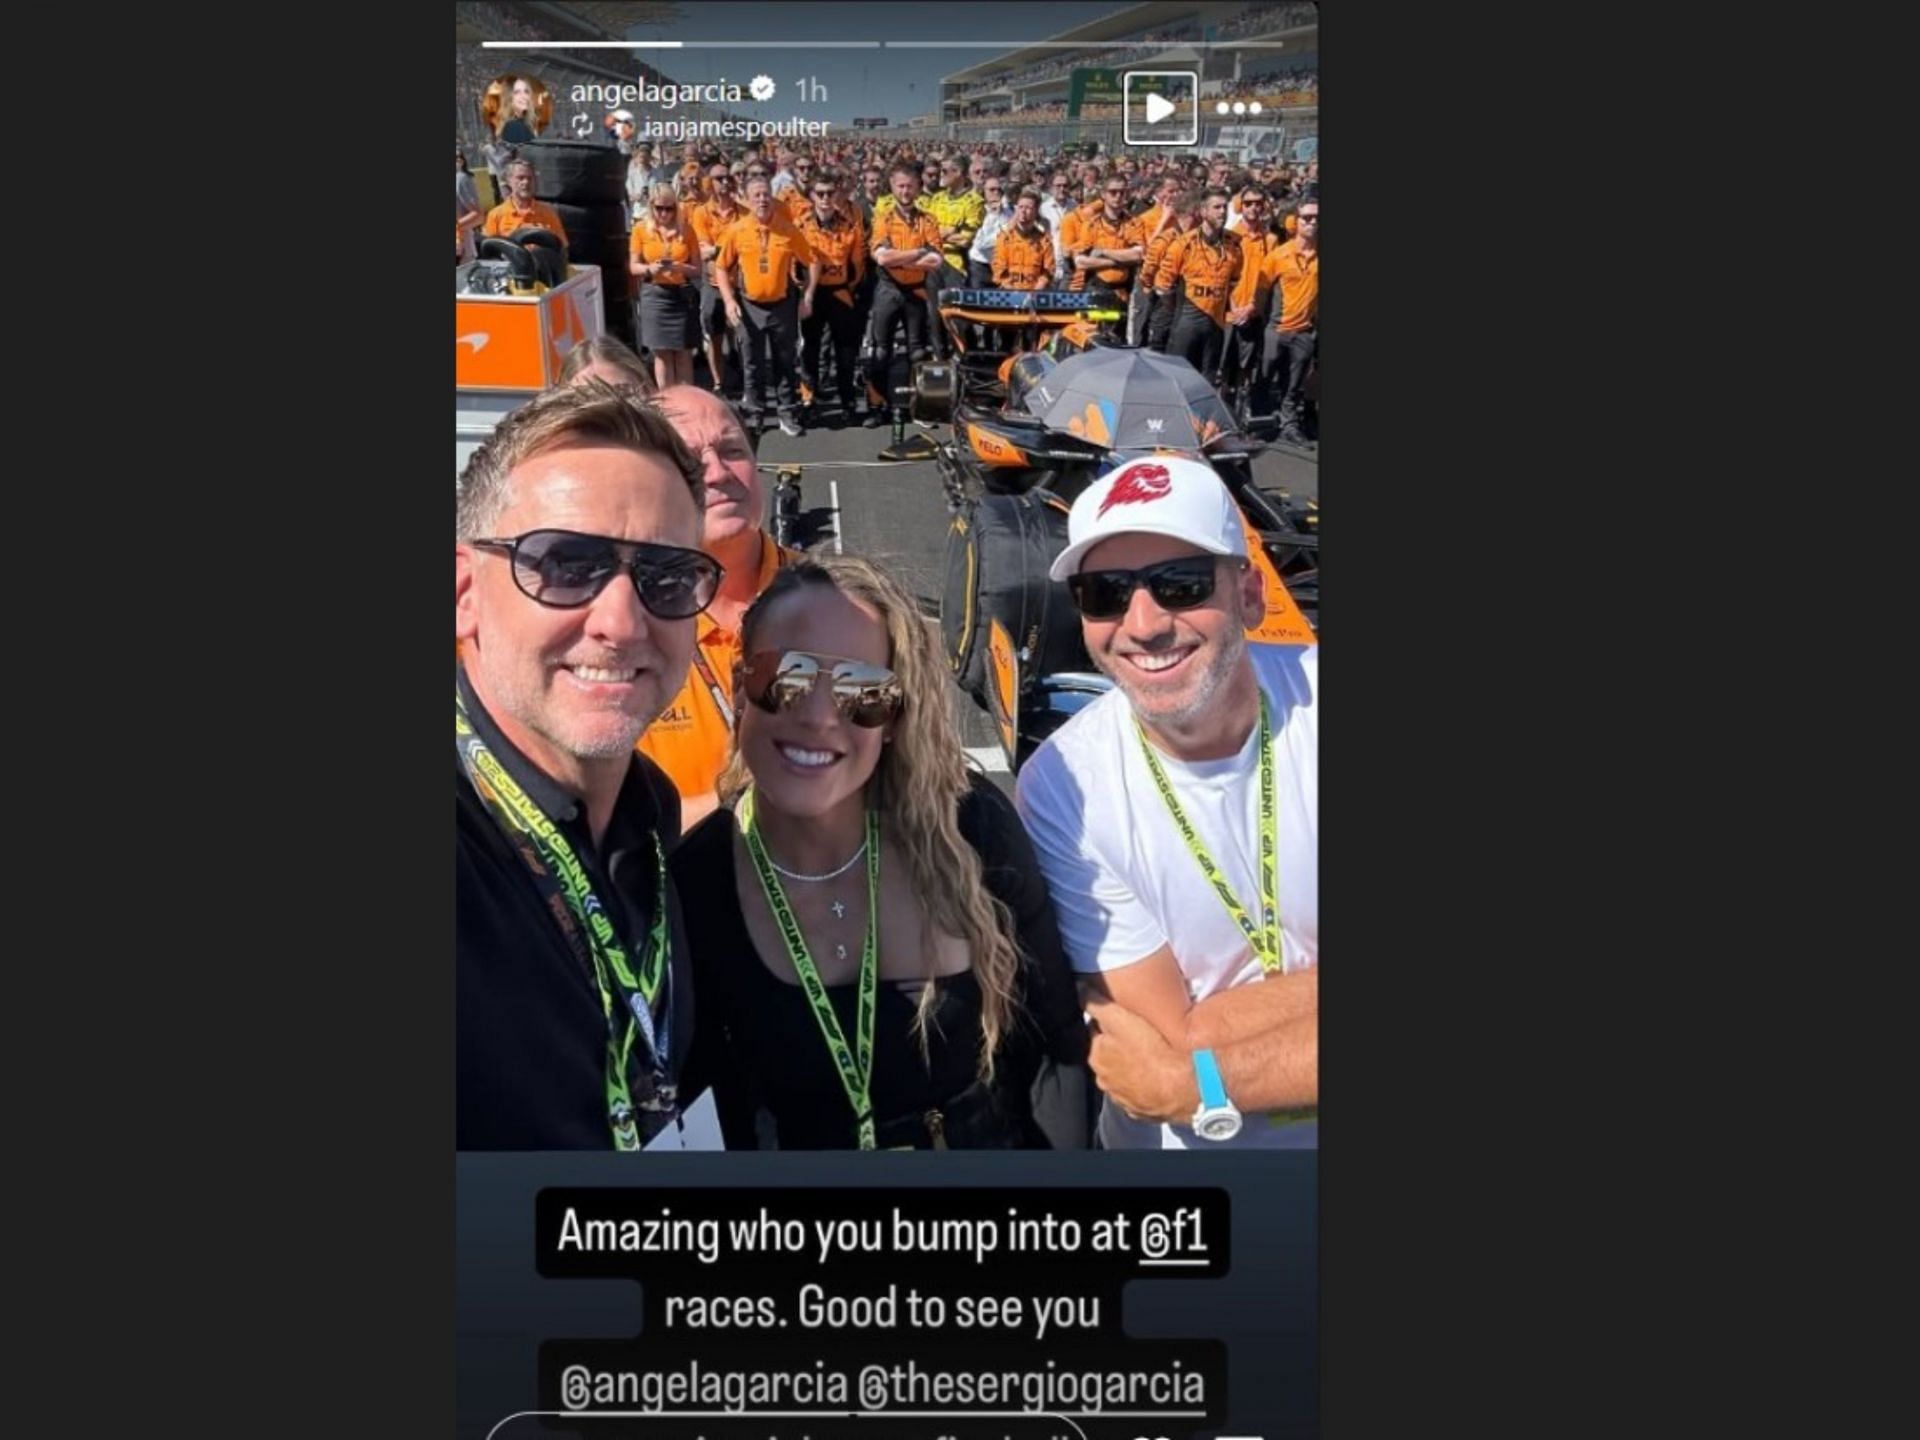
[630,184,701,390]
[671,557,1089,1150]
[498,75,542,144]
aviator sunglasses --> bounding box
[736,650,904,727]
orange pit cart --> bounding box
[455,230,604,475]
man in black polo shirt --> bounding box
[455,383,723,1149]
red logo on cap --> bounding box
[1097,462,1172,519]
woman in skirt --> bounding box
[629,184,702,391]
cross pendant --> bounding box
[831,900,847,919]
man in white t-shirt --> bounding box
[1015,455,1318,1150]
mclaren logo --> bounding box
[458,333,490,353]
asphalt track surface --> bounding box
[745,402,1318,790]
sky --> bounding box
[613,1,1144,126]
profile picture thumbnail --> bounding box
[480,73,553,143]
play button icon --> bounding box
[1123,71,1198,146]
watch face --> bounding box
[1194,1108,1242,1142]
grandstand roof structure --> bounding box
[940,2,1207,86]
[940,1,1316,88]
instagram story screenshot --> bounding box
[454,3,1319,1437]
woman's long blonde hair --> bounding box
[718,556,1021,1081]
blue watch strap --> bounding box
[1193,1049,1230,1110]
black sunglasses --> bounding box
[470,529,722,618]
[1066,556,1238,620]
[737,650,903,727]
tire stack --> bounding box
[517,141,634,349]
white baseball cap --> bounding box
[1048,455,1247,581]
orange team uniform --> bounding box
[716,210,816,304]
[1142,221,1190,283]
[1260,238,1320,332]
[1068,207,1147,292]
[690,199,745,285]
[1054,203,1092,283]
[992,225,1055,290]
[1155,227,1244,327]
[871,206,944,289]
[800,207,866,301]
[629,219,700,283]
[1230,224,1284,317]
[483,198,568,245]
[636,532,802,803]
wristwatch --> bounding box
[1190,1049,1242,1141]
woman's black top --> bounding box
[672,774,1090,1150]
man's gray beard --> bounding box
[1096,622,1247,735]
[482,658,653,763]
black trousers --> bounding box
[739,293,801,418]
[1221,317,1269,408]
[925,261,961,358]
[1263,326,1318,414]
[868,277,929,406]
[1167,300,1226,380]
[1146,283,1184,352]
[802,291,863,409]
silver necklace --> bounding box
[766,839,868,884]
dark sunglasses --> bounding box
[737,650,903,727]
[653,204,677,212]
[470,529,722,618]
[1066,556,1238,620]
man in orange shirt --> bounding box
[482,158,569,247]
[714,175,821,438]
[691,162,744,400]
[992,189,1055,291]
[1128,176,1185,343]
[1066,176,1147,298]
[782,154,818,223]
[798,167,868,425]
[1140,188,1199,353]
[1153,187,1243,382]
[1257,196,1318,446]
[864,161,945,428]
[1222,184,1284,420]
[636,386,801,827]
